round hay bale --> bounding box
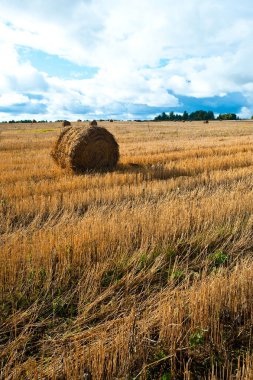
[62,120,71,127]
[89,120,97,126]
[51,125,119,172]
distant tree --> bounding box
[174,113,182,121]
[154,112,169,121]
[206,111,215,120]
[169,111,174,121]
[217,113,237,120]
[190,110,206,120]
[154,109,215,122]
[182,111,189,121]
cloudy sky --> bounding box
[0,0,253,120]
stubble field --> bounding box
[0,120,253,379]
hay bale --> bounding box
[89,120,97,126]
[51,125,119,172]
[62,120,71,127]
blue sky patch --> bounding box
[25,93,45,101]
[166,91,248,114]
[18,47,99,79]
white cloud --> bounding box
[238,106,252,119]
[0,0,253,119]
[0,93,29,106]
[0,40,48,95]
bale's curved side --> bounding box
[51,126,76,169]
[51,126,119,172]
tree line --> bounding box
[0,112,242,123]
[3,119,49,123]
[154,111,238,121]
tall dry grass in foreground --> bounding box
[0,120,253,379]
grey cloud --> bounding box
[0,102,47,115]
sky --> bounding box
[0,0,253,121]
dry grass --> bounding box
[1,120,253,379]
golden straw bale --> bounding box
[62,120,71,127]
[89,120,98,126]
[51,125,119,172]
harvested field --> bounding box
[1,120,253,379]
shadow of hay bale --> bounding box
[51,125,119,173]
[117,163,188,180]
